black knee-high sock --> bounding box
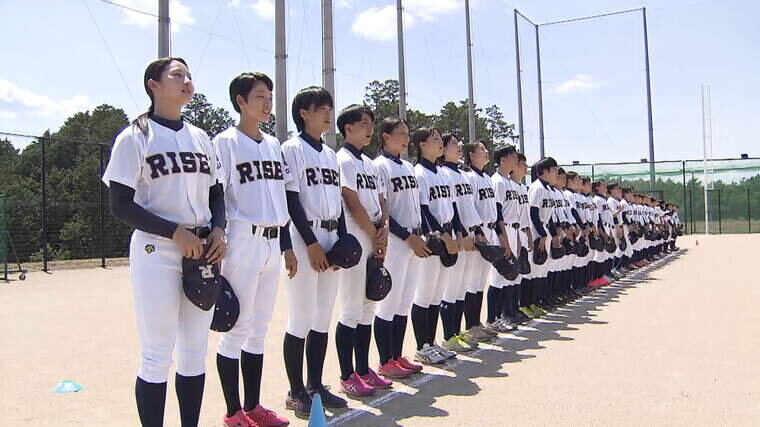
[411,304,428,351]
[440,300,457,340]
[455,299,465,334]
[474,291,484,326]
[335,322,356,381]
[486,286,502,323]
[374,316,393,366]
[216,354,241,417]
[355,323,372,376]
[241,351,263,411]
[176,373,205,427]
[391,315,408,359]
[135,377,167,427]
[427,304,441,345]
[283,333,306,393]
[513,283,521,312]
[501,286,513,318]
[520,280,530,306]
[463,291,478,329]
[305,330,329,390]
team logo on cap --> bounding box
[145,244,155,254]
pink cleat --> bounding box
[225,409,258,427]
[396,356,423,373]
[360,368,393,389]
[378,360,413,379]
[245,405,289,427]
[340,373,376,397]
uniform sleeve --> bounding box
[281,143,301,192]
[281,150,294,188]
[338,155,358,192]
[214,136,232,191]
[102,128,142,189]
[416,169,431,206]
[528,185,543,209]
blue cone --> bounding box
[308,393,328,427]
[53,380,83,393]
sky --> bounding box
[0,0,758,166]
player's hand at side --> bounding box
[283,249,298,278]
[307,243,329,272]
[442,233,459,254]
[538,236,547,252]
[461,235,475,252]
[374,226,388,256]
[205,226,227,264]
[406,234,431,258]
[173,227,204,259]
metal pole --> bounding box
[99,145,105,268]
[40,137,48,272]
[748,188,751,233]
[513,10,525,154]
[682,160,687,234]
[321,0,337,149]
[535,24,545,158]
[464,0,477,142]
[689,189,694,234]
[642,8,655,191]
[396,0,407,121]
[158,0,170,58]
[591,164,595,181]
[701,84,710,235]
[717,190,722,234]
[275,0,288,141]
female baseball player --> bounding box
[506,153,532,324]
[525,158,559,316]
[281,86,347,417]
[334,104,392,397]
[486,146,519,330]
[590,180,614,287]
[373,117,431,378]
[103,57,226,427]
[410,127,460,363]
[606,183,626,279]
[213,72,293,427]
[438,134,486,352]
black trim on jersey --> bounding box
[337,208,347,237]
[150,114,183,132]
[380,150,402,165]
[547,218,558,237]
[209,183,226,230]
[418,157,437,173]
[539,178,550,189]
[613,217,620,225]
[443,161,460,173]
[299,131,324,153]
[451,202,468,237]
[471,166,484,177]
[342,143,363,160]
[109,181,178,239]
[286,190,318,246]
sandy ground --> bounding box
[1,234,759,426]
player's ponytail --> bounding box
[132,57,189,135]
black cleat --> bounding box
[307,384,348,409]
[285,390,313,419]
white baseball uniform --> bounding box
[213,127,291,357]
[373,151,422,322]
[281,133,342,339]
[102,118,222,383]
[336,143,384,328]
[491,171,520,287]
[528,178,556,279]
[463,167,499,295]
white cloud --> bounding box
[336,0,354,8]
[552,74,601,95]
[119,0,195,32]
[251,0,275,20]
[0,110,18,119]
[0,80,93,117]
[352,0,460,41]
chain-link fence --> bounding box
[562,158,760,235]
[1,132,132,272]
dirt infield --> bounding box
[2,234,758,426]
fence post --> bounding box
[591,164,595,181]
[40,136,49,272]
[689,189,694,234]
[748,188,751,233]
[681,160,687,231]
[99,144,105,268]
[717,190,722,234]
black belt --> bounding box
[252,225,279,240]
[511,222,520,229]
[308,219,339,232]
[409,227,423,236]
[186,226,211,239]
[441,222,453,233]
